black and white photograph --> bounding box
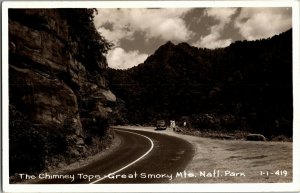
[2,1,300,192]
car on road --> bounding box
[156,120,167,130]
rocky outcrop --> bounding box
[9,9,116,176]
[246,134,267,141]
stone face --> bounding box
[9,20,68,73]
[9,9,115,175]
[10,66,80,125]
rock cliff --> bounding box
[9,9,116,176]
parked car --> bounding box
[156,120,167,130]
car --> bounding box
[156,120,167,130]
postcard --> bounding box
[2,1,300,192]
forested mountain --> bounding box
[108,29,293,138]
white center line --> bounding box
[89,129,154,184]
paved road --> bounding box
[37,128,194,184]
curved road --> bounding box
[37,128,194,184]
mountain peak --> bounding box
[164,41,175,46]
[144,41,176,64]
[157,41,175,51]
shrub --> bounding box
[9,105,46,175]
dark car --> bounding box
[156,120,167,130]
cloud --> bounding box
[197,33,232,49]
[107,47,148,69]
[94,8,194,46]
[205,7,237,24]
[235,8,292,40]
[193,8,237,49]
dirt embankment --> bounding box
[115,126,292,183]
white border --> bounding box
[1,0,300,8]
[2,1,300,192]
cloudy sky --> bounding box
[93,8,292,69]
